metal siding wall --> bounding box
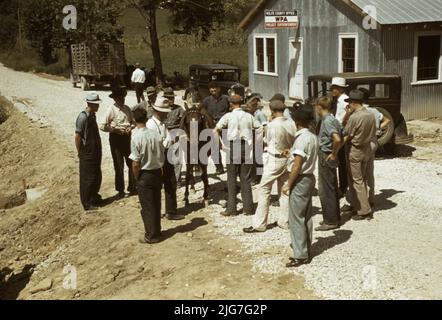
[247,0,384,100]
[382,25,442,120]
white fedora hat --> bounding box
[85,92,102,104]
[331,77,349,88]
[153,97,171,113]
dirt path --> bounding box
[1,63,441,300]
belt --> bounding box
[268,152,286,159]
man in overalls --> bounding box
[75,92,103,212]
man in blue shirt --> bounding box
[315,97,342,231]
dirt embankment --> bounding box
[0,97,315,300]
[0,97,109,299]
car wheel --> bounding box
[376,107,395,147]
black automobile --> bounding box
[306,73,414,147]
[184,64,241,101]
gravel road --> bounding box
[1,63,441,300]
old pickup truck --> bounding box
[70,42,127,90]
[307,73,414,147]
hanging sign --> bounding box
[265,10,299,29]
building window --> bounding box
[256,38,264,72]
[417,35,441,81]
[339,33,359,73]
[254,34,278,75]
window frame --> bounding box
[338,33,359,73]
[412,31,442,85]
[253,34,278,77]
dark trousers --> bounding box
[338,147,348,196]
[137,170,162,240]
[163,154,178,215]
[318,152,341,225]
[110,133,136,193]
[79,158,102,210]
[134,83,145,103]
[226,141,254,214]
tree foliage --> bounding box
[0,0,19,49]
[21,0,125,64]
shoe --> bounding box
[286,258,311,268]
[341,205,354,213]
[243,212,255,216]
[315,224,340,232]
[352,214,373,221]
[216,167,225,175]
[84,206,99,212]
[220,211,239,217]
[139,236,161,244]
[128,189,138,196]
[166,214,185,221]
[243,227,265,234]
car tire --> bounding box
[376,107,394,147]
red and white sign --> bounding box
[265,10,299,29]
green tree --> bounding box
[127,0,225,85]
[22,0,125,65]
[0,0,19,50]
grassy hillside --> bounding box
[122,8,249,85]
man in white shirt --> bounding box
[330,77,349,198]
[214,95,262,217]
[282,107,319,268]
[130,108,165,244]
[131,63,146,103]
[147,98,184,221]
[243,100,296,233]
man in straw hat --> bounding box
[75,92,103,212]
[100,87,136,198]
[132,63,146,103]
[163,87,186,186]
[340,90,377,221]
[147,97,185,221]
[330,77,350,198]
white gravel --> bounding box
[1,63,441,300]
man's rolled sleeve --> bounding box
[129,139,141,162]
[75,113,87,135]
[216,114,228,131]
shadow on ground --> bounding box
[0,264,34,300]
[311,230,353,258]
[162,217,208,241]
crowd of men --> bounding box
[75,76,386,267]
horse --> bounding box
[179,97,215,207]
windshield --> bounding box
[210,70,240,82]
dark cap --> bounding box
[208,82,221,89]
[358,88,370,102]
[270,93,286,104]
[345,90,365,103]
[109,87,127,99]
[163,87,176,98]
[293,108,314,124]
[228,94,243,104]
[270,100,285,112]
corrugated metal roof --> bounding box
[352,0,442,24]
